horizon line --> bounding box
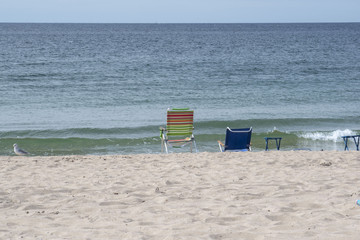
[1,21,359,25]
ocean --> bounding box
[0,23,359,155]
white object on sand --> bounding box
[13,143,29,156]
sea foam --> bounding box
[300,129,355,142]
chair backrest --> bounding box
[225,127,252,151]
[166,108,194,137]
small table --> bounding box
[341,135,360,151]
[264,137,282,151]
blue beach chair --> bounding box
[218,127,252,152]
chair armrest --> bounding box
[160,127,166,138]
[218,140,225,152]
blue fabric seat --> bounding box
[218,127,252,152]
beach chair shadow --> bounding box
[218,127,252,152]
[160,108,198,154]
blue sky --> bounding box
[1,0,359,23]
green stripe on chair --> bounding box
[160,108,197,153]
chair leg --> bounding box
[164,141,169,154]
[193,139,198,153]
[354,137,359,151]
[265,138,269,151]
[276,139,281,150]
[278,139,281,150]
[161,136,169,154]
[343,138,349,151]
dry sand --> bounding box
[1,151,360,240]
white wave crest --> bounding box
[300,129,355,142]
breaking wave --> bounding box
[299,129,355,142]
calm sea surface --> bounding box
[0,23,359,155]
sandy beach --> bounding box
[1,151,360,239]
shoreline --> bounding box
[1,151,360,239]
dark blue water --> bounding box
[1,23,359,155]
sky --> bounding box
[1,0,359,23]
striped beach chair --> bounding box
[160,108,198,153]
